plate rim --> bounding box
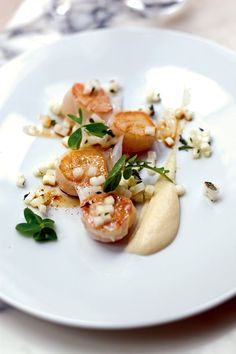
[0,285,235,329]
[0,27,236,329]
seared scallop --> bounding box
[80,193,136,243]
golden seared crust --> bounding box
[56,147,108,196]
[112,111,156,153]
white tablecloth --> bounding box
[0,0,236,353]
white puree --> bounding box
[126,151,179,255]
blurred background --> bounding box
[0,0,236,66]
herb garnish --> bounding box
[68,109,113,149]
[179,145,193,151]
[103,155,171,192]
[15,208,57,242]
[178,135,193,151]
[68,108,83,125]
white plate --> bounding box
[0,28,236,329]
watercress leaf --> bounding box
[41,219,55,229]
[42,218,55,224]
[24,207,42,224]
[33,230,45,242]
[34,228,57,242]
[123,167,132,180]
[84,123,109,138]
[16,222,40,235]
[67,114,82,124]
[68,128,82,149]
[43,228,58,241]
[67,108,83,125]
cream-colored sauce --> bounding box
[126,151,179,255]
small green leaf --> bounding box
[146,165,172,182]
[41,219,55,229]
[24,208,42,224]
[85,123,109,138]
[104,155,126,192]
[16,222,41,235]
[16,208,58,243]
[104,172,122,193]
[178,145,193,151]
[123,167,132,180]
[179,135,188,146]
[67,108,83,125]
[44,228,57,241]
[67,114,81,124]
[68,128,82,149]
[127,155,137,165]
[33,228,57,242]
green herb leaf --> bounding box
[103,155,126,192]
[104,154,172,193]
[41,218,55,229]
[16,208,57,243]
[68,128,82,149]
[33,231,44,241]
[179,135,188,146]
[43,228,57,241]
[123,167,132,180]
[178,145,193,151]
[67,108,83,125]
[24,207,42,224]
[145,165,172,182]
[105,173,122,193]
[16,222,41,235]
[127,155,137,164]
[84,123,110,138]
[33,228,57,242]
[179,135,193,151]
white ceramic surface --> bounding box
[0,28,236,329]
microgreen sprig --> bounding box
[68,109,113,150]
[178,135,193,151]
[15,208,57,242]
[103,155,172,193]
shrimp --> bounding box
[56,147,108,196]
[61,83,113,118]
[80,193,136,243]
[111,111,156,153]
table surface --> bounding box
[0,0,236,353]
